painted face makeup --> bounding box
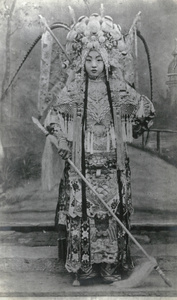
[85,50,104,78]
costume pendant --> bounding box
[81,218,91,272]
[107,128,110,152]
[121,116,133,143]
[110,125,116,148]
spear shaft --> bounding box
[32,116,172,287]
[68,156,172,288]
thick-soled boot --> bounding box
[100,263,122,282]
[79,265,99,280]
[73,272,80,286]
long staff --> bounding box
[68,158,172,287]
[32,116,172,287]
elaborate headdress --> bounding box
[3,5,143,107]
[65,10,123,76]
[64,5,141,79]
[37,5,142,116]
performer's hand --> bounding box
[58,137,71,160]
[58,148,71,160]
[46,124,55,134]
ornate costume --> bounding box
[37,7,155,284]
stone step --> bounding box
[0,270,176,297]
[0,244,176,273]
[0,257,65,273]
[0,243,176,258]
[0,256,176,273]
[1,213,177,227]
[0,245,58,259]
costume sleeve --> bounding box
[41,105,68,191]
[132,95,155,139]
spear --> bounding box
[32,116,172,288]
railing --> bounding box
[140,129,177,153]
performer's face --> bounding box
[85,50,104,78]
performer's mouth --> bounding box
[91,69,97,73]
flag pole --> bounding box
[39,15,71,63]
